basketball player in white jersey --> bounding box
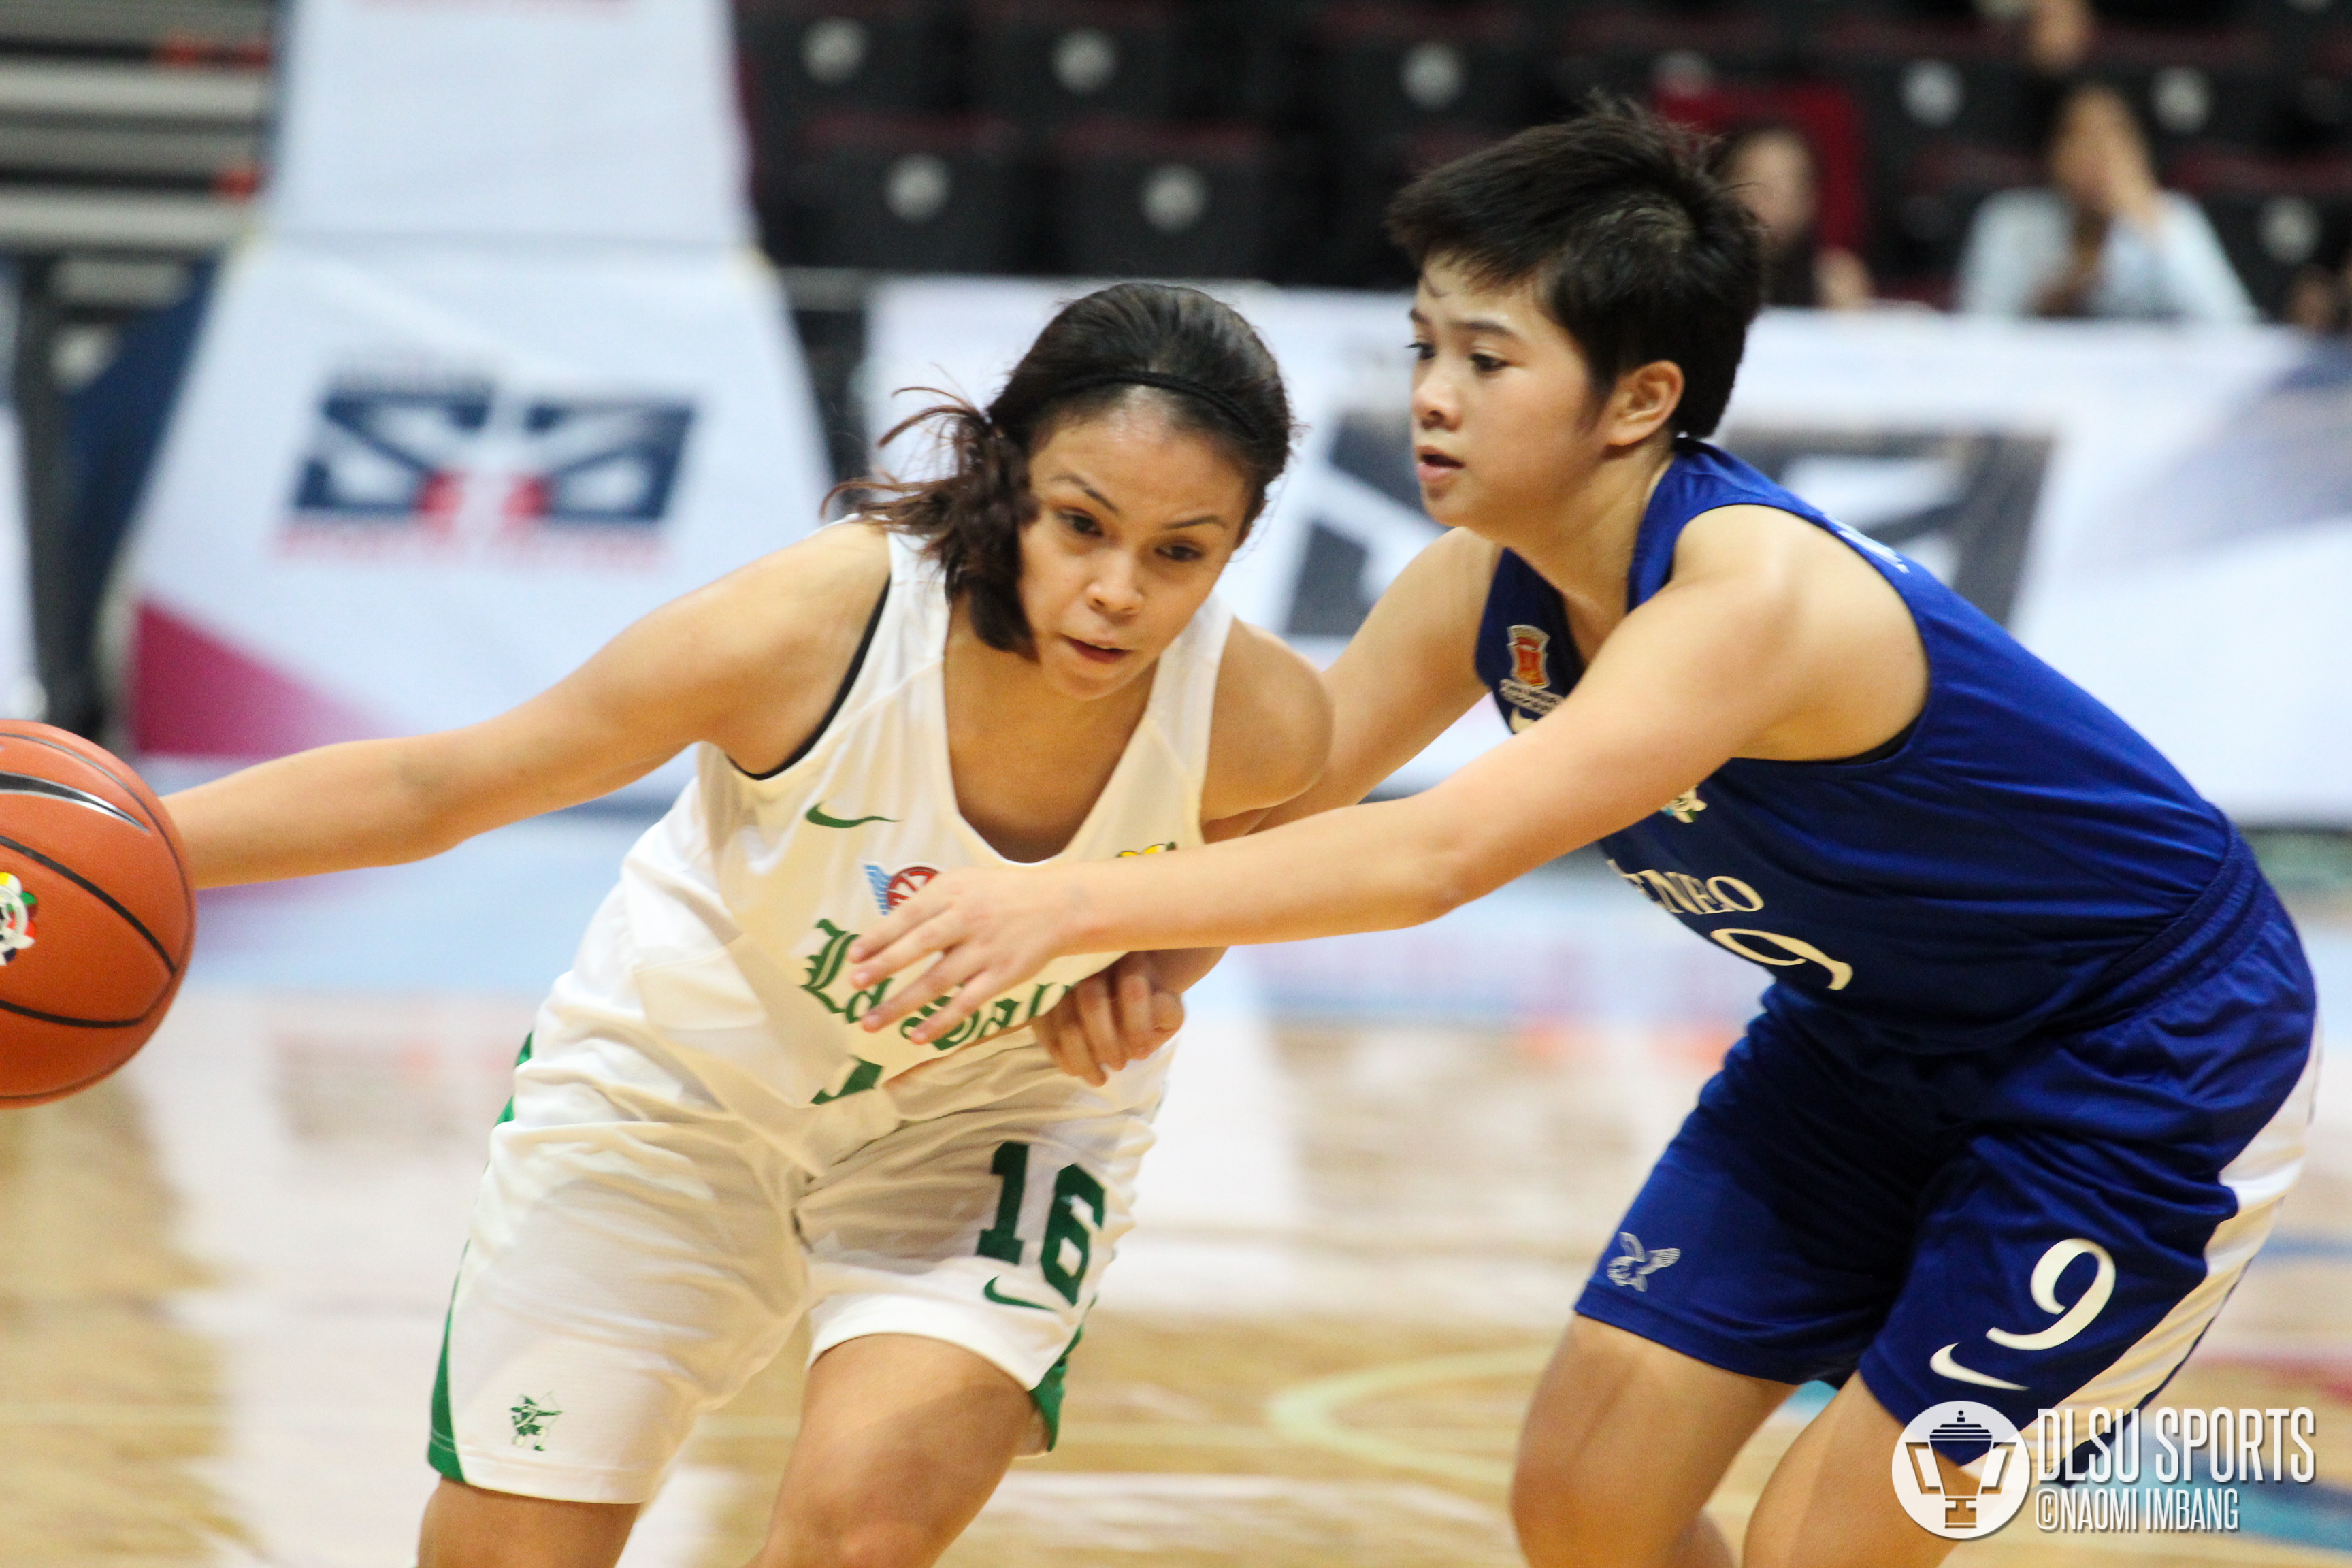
[164,282,1328,1568]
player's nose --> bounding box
[1412,370,1459,429]
[1087,554,1144,613]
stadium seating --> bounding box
[737,1,959,136]
[774,114,1039,272]
[1313,3,1530,139]
[2088,25,2278,152]
[727,0,2352,313]
[968,1,1192,127]
[2171,146,2352,310]
[1892,139,2042,283]
[1050,118,1294,277]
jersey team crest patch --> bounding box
[1507,624,1551,689]
[1500,624,1564,728]
[863,863,938,915]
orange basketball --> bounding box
[0,723,195,1105]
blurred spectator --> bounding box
[1718,124,1873,310]
[2284,248,2352,334]
[2021,0,2095,78]
[1956,81,2255,323]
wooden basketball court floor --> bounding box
[5,812,2349,1568]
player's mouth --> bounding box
[1064,635,1132,666]
[1416,447,1464,486]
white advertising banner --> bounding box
[122,0,825,790]
[125,240,828,783]
[867,279,2352,823]
[268,0,748,247]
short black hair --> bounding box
[1386,99,1764,439]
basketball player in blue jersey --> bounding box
[847,104,2319,1567]
[164,284,1330,1568]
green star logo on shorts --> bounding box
[510,1394,562,1450]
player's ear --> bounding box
[1605,360,1684,451]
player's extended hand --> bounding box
[847,863,1088,1043]
[1032,953,1184,1086]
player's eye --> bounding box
[1407,340,1435,360]
[1471,352,1505,374]
[1062,510,1102,536]
[1160,542,1202,563]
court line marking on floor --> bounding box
[1264,1345,1553,1487]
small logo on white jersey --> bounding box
[1892,1401,2029,1538]
[1606,1232,1680,1290]
[863,862,938,915]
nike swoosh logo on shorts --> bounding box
[983,1278,1057,1312]
[805,803,898,829]
[1932,1343,2027,1391]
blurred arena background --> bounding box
[0,0,2349,1564]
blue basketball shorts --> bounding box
[1575,874,2317,1436]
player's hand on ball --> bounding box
[849,864,1084,1043]
[1033,953,1183,1086]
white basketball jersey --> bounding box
[587,528,1231,1107]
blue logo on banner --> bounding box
[290,376,696,531]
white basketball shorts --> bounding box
[425,985,1165,1505]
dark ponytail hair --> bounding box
[851,282,1294,655]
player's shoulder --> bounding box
[1410,523,1505,589]
[730,517,893,615]
[675,520,894,678]
[1674,502,1879,601]
[1205,619,1332,815]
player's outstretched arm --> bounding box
[167,524,889,889]
[847,505,1925,1043]
[1261,525,1497,828]
[1031,617,1333,1084]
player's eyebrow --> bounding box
[1160,516,1228,531]
[1409,305,1524,342]
[1045,473,1122,514]
[1458,316,1524,340]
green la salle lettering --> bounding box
[801,919,1076,1055]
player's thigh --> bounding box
[436,1030,804,1507]
[1573,1013,1940,1392]
[1859,1009,2319,1449]
[418,1479,636,1568]
[794,1045,1164,1451]
[751,1335,1036,1568]
[1516,1315,1792,1565]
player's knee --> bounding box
[766,1511,954,1568]
[1509,1469,1624,1567]
[1514,1465,1725,1568]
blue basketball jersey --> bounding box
[1474,441,2242,1053]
